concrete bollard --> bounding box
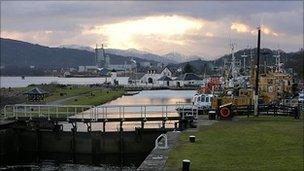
[182,159,191,171]
[189,135,195,143]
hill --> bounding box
[0,38,157,75]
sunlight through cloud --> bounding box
[83,15,205,49]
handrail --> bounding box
[3,103,197,121]
[155,134,168,149]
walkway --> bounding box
[137,115,218,171]
[137,131,181,171]
[47,95,80,105]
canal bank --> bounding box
[0,121,166,168]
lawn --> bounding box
[166,116,303,171]
[63,89,125,106]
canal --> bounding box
[63,89,196,132]
[1,90,196,170]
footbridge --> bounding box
[3,103,198,131]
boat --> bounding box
[124,91,140,96]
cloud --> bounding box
[1,1,302,58]
[231,22,279,37]
[231,22,251,33]
[82,15,206,49]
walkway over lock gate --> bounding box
[3,104,198,123]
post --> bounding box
[189,135,195,143]
[120,121,123,132]
[141,120,145,129]
[254,27,261,116]
[182,159,191,171]
[103,121,106,132]
[162,120,166,129]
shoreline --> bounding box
[0,85,125,110]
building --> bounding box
[174,73,203,87]
[139,66,173,85]
[78,66,99,73]
[157,76,173,86]
[95,44,110,68]
[24,87,49,102]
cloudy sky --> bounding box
[1,1,303,59]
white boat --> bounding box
[192,93,214,114]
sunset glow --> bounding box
[83,15,204,49]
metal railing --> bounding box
[3,103,198,122]
[3,104,93,121]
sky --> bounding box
[1,1,303,59]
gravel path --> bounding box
[47,96,81,105]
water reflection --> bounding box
[104,90,195,106]
[63,90,196,132]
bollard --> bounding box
[208,110,216,120]
[189,135,195,143]
[182,159,190,171]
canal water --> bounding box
[63,90,196,132]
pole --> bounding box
[254,27,261,116]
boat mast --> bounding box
[273,49,282,73]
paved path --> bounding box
[137,115,218,171]
[137,131,181,171]
[47,96,81,105]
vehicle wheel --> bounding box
[219,107,231,119]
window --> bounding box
[206,97,210,102]
[201,95,205,102]
[197,96,201,102]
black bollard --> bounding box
[189,135,195,143]
[182,159,190,171]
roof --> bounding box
[175,73,202,81]
[129,73,145,80]
[157,76,173,81]
[99,68,109,76]
[25,87,48,95]
[161,66,173,73]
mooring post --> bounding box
[182,159,191,171]
[86,122,92,132]
[103,121,106,133]
[141,120,145,129]
[174,122,178,130]
[120,121,123,132]
[162,120,166,129]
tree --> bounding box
[183,63,194,73]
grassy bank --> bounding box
[166,116,303,171]
[1,84,125,108]
[63,89,124,106]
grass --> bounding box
[166,116,303,171]
[44,86,93,102]
[1,87,125,119]
[63,89,125,106]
